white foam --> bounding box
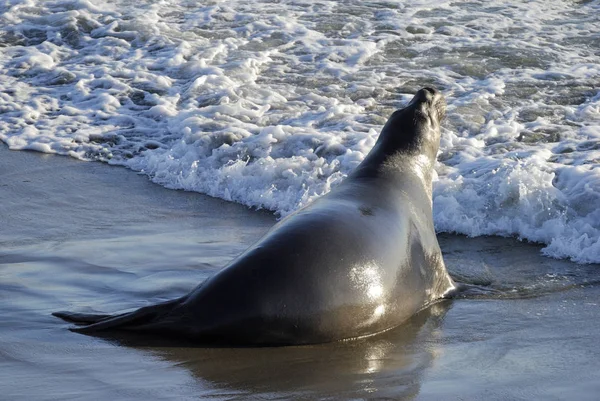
[1,0,599,263]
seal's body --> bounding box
[54,88,456,345]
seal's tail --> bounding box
[52,298,183,334]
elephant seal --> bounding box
[54,87,456,345]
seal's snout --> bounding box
[412,87,446,121]
[416,87,438,101]
[413,87,441,104]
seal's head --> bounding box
[351,87,446,181]
[406,87,446,128]
[380,87,446,157]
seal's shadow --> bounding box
[111,301,453,399]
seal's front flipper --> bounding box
[53,311,118,325]
[452,282,502,299]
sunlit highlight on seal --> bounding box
[349,264,384,301]
[373,304,385,317]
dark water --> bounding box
[1,146,600,400]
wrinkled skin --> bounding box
[54,88,456,346]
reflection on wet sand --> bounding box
[122,302,452,400]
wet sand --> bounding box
[1,145,600,400]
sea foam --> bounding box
[1,0,599,263]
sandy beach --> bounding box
[1,144,599,400]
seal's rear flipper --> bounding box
[52,297,184,334]
[52,311,118,325]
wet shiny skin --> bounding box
[56,88,456,345]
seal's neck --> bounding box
[351,138,437,178]
[349,141,437,200]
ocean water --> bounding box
[1,0,599,263]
